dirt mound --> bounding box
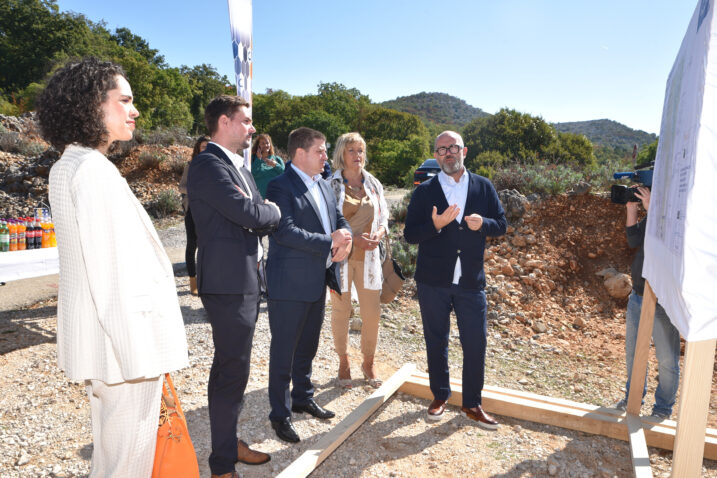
[484,193,636,361]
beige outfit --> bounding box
[329,169,389,357]
[49,144,189,477]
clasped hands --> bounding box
[432,205,483,231]
[331,228,353,262]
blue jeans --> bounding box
[624,291,681,416]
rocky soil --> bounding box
[2,114,717,477]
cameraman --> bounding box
[614,186,681,419]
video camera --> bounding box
[610,162,653,204]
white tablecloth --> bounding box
[0,248,59,282]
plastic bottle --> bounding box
[41,222,50,248]
[8,220,17,251]
[17,218,26,250]
[49,220,56,248]
[0,221,9,252]
[32,217,41,249]
[26,217,36,249]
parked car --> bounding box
[413,158,441,185]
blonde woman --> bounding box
[329,132,388,389]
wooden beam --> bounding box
[398,372,717,460]
[628,281,658,415]
[671,339,717,477]
[276,363,416,478]
[627,413,653,478]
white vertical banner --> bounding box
[643,0,717,340]
[227,0,252,167]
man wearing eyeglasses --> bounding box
[404,130,506,429]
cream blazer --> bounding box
[49,145,188,384]
[329,169,389,292]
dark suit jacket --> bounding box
[404,171,506,290]
[187,143,280,295]
[265,165,351,303]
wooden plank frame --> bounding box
[278,365,717,477]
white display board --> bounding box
[644,0,717,340]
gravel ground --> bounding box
[2,217,717,477]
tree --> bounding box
[0,0,93,92]
[111,27,166,67]
[181,64,231,133]
[636,138,658,166]
[462,108,557,163]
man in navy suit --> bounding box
[187,95,280,478]
[404,131,506,429]
[265,127,352,443]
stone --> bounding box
[350,318,362,331]
[573,316,586,328]
[570,180,592,195]
[596,267,619,279]
[532,322,548,334]
[512,235,527,247]
[501,263,515,276]
[604,273,632,299]
[497,189,530,222]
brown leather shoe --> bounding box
[211,472,238,478]
[427,399,447,421]
[461,405,499,430]
[237,439,271,465]
[189,276,199,296]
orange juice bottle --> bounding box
[41,222,50,248]
[17,219,26,250]
[8,221,17,251]
[49,222,56,247]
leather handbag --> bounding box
[152,373,200,478]
[379,235,405,304]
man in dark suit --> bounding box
[187,95,280,478]
[404,130,506,430]
[265,127,352,443]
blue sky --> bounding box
[54,0,698,134]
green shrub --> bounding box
[152,189,182,217]
[391,234,417,279]
[138,151,166,170]
[138,126,193,146]
[16,140,45,157]
[167,156,188,175]
[0,97,19,116]
[0,130,19,152]
[492,163,582,195]
[389,191,413,225]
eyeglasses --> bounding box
[435,144,462,156]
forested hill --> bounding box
[554,119,657,150]
[381,92,489,128]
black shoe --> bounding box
[271,418,300,443]
[291,399,336,419]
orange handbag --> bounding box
[152,373,200,478]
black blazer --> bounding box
[265,165,350,302]
[404,171,506,290]
[187,143,280,295]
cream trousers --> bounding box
[86,376,163,478]
[330,260,381,357]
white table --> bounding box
[0,248,59,283]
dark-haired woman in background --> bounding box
[180,135,210,295]
[37,57,188,477]
[250,133,284,198]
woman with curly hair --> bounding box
[250,133,284,198]
[37,57,189,478]
[179,135,210,295]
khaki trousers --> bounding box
[330,260,380,357]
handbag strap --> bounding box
[163,373,185,419]
[383,233,393,261]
